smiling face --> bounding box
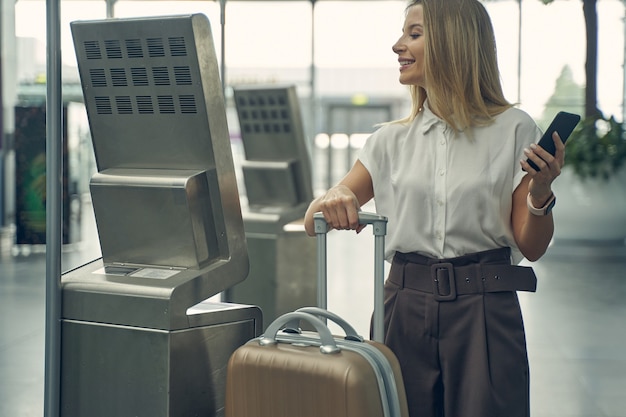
[392,4,425,88]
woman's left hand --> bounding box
[520,131,565,203]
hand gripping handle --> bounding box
[313,211,388,235]
[313,211,388,343]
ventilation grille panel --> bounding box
[81,35,199,116]
[236,91,292,135]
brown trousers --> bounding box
[379,248,533,417]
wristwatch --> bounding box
[527,192,556,216]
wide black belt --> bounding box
[390,248,537,301]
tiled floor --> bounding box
[1,196,625,417]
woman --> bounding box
[304,0,564,416]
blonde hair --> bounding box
[397,0,512,132]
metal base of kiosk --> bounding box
[61,300,261,417]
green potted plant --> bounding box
[552,113,626,244]
[565,114,626,181]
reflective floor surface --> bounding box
[1,197,625,417]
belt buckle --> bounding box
[431,262,457,301]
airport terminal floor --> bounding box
[1,195,625,417]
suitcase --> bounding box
[224,212,409,417]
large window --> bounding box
[13,0,626,119]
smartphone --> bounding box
[526,111,581,171]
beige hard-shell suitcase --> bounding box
[225,213,409,417]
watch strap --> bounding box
[527,192,556,216]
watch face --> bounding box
[545,196,557,215]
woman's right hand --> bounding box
[316,185,365,233]
[304,160,374,236]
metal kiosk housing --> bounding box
[62,14,261,417]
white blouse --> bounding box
[358,103,541,265]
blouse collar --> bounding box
[420,100,445,134]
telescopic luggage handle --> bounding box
[313,211,388,343]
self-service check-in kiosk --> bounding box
[62,14,261,417]
[232,85,314,231]
[223,86,317,328]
